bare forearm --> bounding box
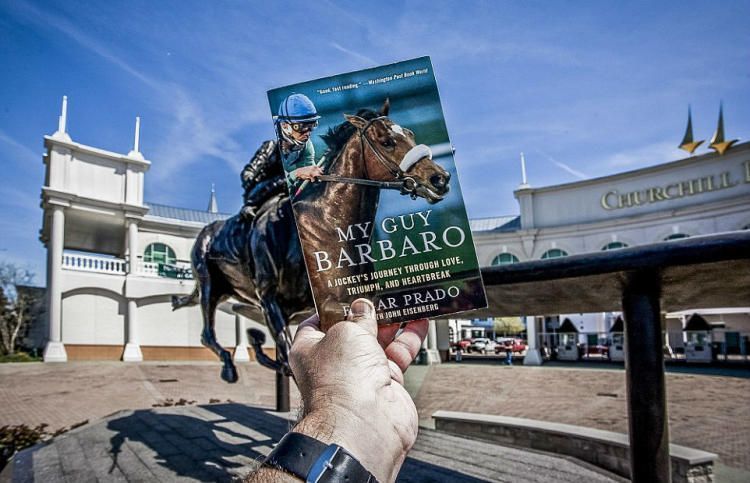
[244,466,299,482]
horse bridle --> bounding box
[315,116,423,198]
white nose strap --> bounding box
[400,144,432,172]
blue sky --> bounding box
[1,0,748,283]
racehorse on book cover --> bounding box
[172,99,450,383]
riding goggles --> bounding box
[291,121,318,133]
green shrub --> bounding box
[0,352,42,363]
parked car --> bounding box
[495,337,527,354]
[469,337,495,354]
[451,339,472,351]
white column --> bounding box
[435,319,451,362]
[234,314,250,362]
[122,300,143,361]
[127,219,138,274]
[44,205,67,362]
[523,315,543,365]
[123,219,142,361]
[425,319,441,364]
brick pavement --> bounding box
[413,363,750,472]
[0,361,301,432]
[1,360,747,478]
[2,404,620,482]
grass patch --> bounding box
[0,352,42,363]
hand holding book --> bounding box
[288,299,427,483]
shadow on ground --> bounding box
[101,404,485,482]
[4,403,622,482]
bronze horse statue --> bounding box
[172,99,450,382]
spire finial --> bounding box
[518,152,530,189]
[52,95,72,141]
[679,105,704,155]
[709,102,737,155]
[128,116,145,160]
[134,116,141,152]
[207,184,218,213]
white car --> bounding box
[468,338,496,354]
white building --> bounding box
[467,134,750,362]
[38,99,749,363]
[40,100,271,362]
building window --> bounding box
[143,243,176,266]
[491,253,519,266]
[664,233,689,241]
[602,241,628,251]
[541,248,568,259]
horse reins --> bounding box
[310,116,422,198]
[315,174,417,195]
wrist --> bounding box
[293,404,405,483]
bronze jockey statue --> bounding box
[241,93,323,218]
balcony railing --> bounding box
[137,261,160,276]
[62,252,193,279]
[62,253,127,275]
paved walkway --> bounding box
[2,403,621,482]
[0,362,301,433]
[413,362,750,473]
[1,360,748,480]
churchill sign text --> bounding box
[601,160,750,210]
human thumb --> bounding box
[346,298,377,337]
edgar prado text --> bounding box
[376,284,461,319]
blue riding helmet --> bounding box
[276,93,321,124]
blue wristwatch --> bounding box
[263,432,378,482]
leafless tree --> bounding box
[0,262,37,355]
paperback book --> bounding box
[267,56,487,329]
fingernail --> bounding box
[349,298,375,319]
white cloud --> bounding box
[530,148,588,180]
[0,129,41,166]
[603,142,686,170]
[330,42,377,67]
[552,161,588,180]
[0,185,38,211]
[11,1,261,186]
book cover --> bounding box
[267,56,487,329]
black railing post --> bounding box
[276,350,290,412]
[622,269,671,482]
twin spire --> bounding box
[207,183,219,213]
[53,96,221,214]
[679,103,738,155]
[53,95,144,158]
